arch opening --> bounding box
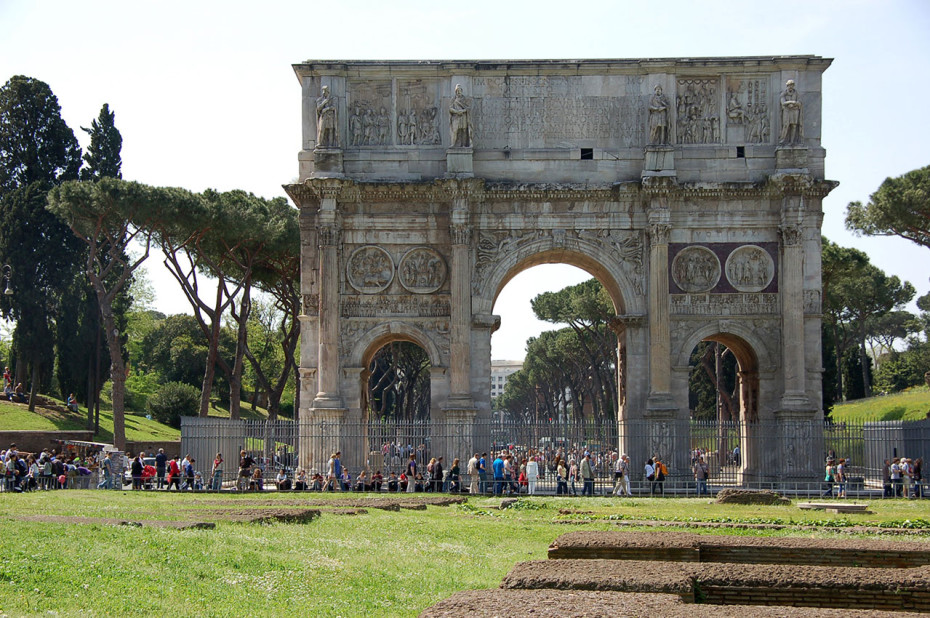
[490,258,629,432]
[687,332,761,484]
[361,338,432,424]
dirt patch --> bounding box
[188,495,465,510]
[559,509,595,515]
[16,515,214,530]
[550,530,930,553]
[419,589,913,617]
[186,508,321,523]
[502,558,930,593]
[714,488,790,505]
[501,559,694,594]
[607,519,930,536]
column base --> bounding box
[775,145,809,172]
[311,392,345,409]
[441,407,478,463]
[312,148,344,177]
[778,391,812,413]
[446,147,473,176]
[645,392,677,414]
[643,146,676,175]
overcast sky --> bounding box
[1,0,928,360]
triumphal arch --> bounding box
[286,57,837,481]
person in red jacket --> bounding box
[166,456,181,491]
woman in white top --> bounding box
[525,457,539,495]
[644,458,656,495]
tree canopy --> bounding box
[0,76,81,193]
[846,165,930,252]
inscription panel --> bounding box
[472,96,620,148]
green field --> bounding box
[0,399,181,442]
[829,386,930,423]
[0,492,927,616]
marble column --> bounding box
[447,198,474,410]
[644,182,674,412]
[779,200,808,410]
[312,182,345,410]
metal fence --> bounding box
[177,416,930,497]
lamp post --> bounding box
[2,265,11,296]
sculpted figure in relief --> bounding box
[316,86,338,148]
[671,247,720,293]
[779,79,803,145]
[349,104,363,147]
[648,85,671,145]
[449,84,472,148]
[725,246,774,292]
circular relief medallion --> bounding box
[398,247,447,294]
[671,246,721,293]
[725,245,775,292]
[346,245,394,294]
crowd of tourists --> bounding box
[0,445,98,492]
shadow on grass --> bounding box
[880,406,906,421]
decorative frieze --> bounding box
[341,295,451,318]
[670,293,778,316]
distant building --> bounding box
[490,360,523,400]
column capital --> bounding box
[778,222,803,246]
[451,222,471,246]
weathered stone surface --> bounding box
[290,58,838,485]
[714,488,790,504]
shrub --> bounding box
[147,381,201,428]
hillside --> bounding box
[829,386,930,423]
[0,395,274,444]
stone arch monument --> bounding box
[285,58,837,481]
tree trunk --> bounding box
[86,355,94,430]
[200,282,225,417]
[27,362,39,413]
[99,304,126,450]
[228,285,251,421]
[831,320,845,402]
[858,328,872,398]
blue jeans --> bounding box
[582,478,594,496]
[494,477,504,496]
[210,469,223,490]
[478,471,487,493]
[696,479,707,495]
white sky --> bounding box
[1,0,928,361]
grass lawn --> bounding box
[0,399,180,443]
[0,492,927,617]
[0,392,277,444]
[829,385,930,423]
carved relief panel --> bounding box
[676,78,721,144]
[346,245,394,293]
[725,245,775,292]
[396,80,441,146]
[670,246,720,293]
[347,81,393,147]
[398,247,447,293]
[669,243,777,294]
[725,76,770,144]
